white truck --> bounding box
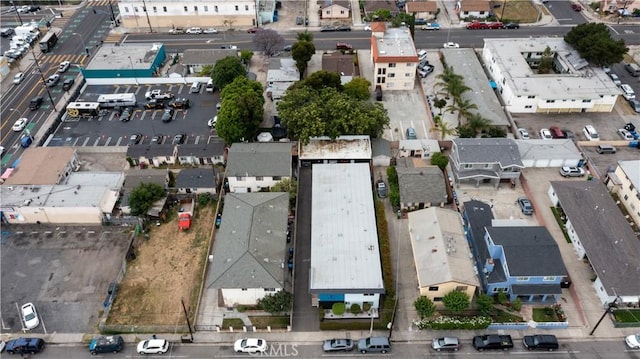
[145,89,174,100]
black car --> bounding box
[144,99,166,109]
[504,22,520,29]
[62,78,75,91]
[522,335,558,351]
[89,335,124,355]
[128,133,142,145]
[6,338,46,354]
[169,98,190,109]
[27,5,41,12]
[336,26,351,31]
[120,107,133,122]
[172,133,186,144]
[29,96,44,110]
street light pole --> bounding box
[141,0,153,33]
[71,33,89,57]
[31,48,57,112]
[11,1,24,25]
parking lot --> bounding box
[0,226,130,333]
[49,83,221,147]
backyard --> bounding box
[490,0,541,23]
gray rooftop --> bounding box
[121,172,168,208]
[86,43,163,70]
[177,142,226,158]
[486,226,568,277]
[397,166,448,205]
[267,58,300,83]
[126,144,175,158]
[453,138,524,168]
[372,28,418,61]
[442,48,509,126]
[225,142,292,177]
[176,168,216,189]
[310,163,384,293]
[206,192,289,289]
[551,181,640,297]
[181,49,238,65]
[463,200,494,268]
[517,139,582,163]
[371,137,391,158]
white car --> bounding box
[364,24,372,31]
[443,42,460,48]
[518,128,530,140]
[203,28,218,34]
[17,5,30,13]
[186,27,203,34]
[539,128,552,140]
[58,60,70,73]
[12,118,28,132]
[21,302,39,330]
[13,72,24,84]
[234,338,267,353]
[208,116,217,127]
[626,334,640,349]
[582,125,599,141]
[618,128,634,140]
[137,339,169,354]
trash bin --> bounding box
[181,335,193,343]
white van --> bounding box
[620,84,636,101]
[582,125,599,141]
[205,79,214,93]
[190,81,201,94]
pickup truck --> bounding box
[178,198,195,230]
[145,89,174,100]
[420,23,440,30]
[472,335,514,351]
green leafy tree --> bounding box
[296,31,314,42]
[372,9,392,20]
[414,296,436,319]
[199,64,215,77]
[212,56,246,90]
[271,178,297,208]
[434,98,447,115]
[476,293,494,316]
[277,87,389,144]
[496,289,508,305]
[447,98,477,127]
[217,77,264,144]
[240,50,254,64]
[291,41,316,80]
[430,152,449,172]
[564,23,627,66]
[537,46,554,74]
[258,291,293,313]
[442,290,470,313]
[511,298,523,312]
[289,70,342,92]
[466,113,491,135]
[343,77,371,100]
[128,182,165,216]
[485,126,507,138]
[252,29,285,56]
[457,124,475,138]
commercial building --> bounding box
[81,43,166,79]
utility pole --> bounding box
[141,0,153,33]
[108,0,117,26]
[31,49,57,112]
[181,299,194,342]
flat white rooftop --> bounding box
[309,163,384,293]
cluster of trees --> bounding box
[277,71,390,144]
[564,23,627,66]
[291,31,316,80]
[414,291,471,319]
[128,182,165,216]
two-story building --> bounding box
[126,145,177,168]
[176,168,217,195]
[459,0,491,19]
[605,160,640,227]
[405,1,438,20]
[397,165,448,211]
[370,24,419,91]
[177,143,226,166]
[225,142,292,193]
[449,138,524,188]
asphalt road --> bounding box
[15,339,640,358]
[544,1,588,25]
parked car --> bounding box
[539,128,552,140]
[283,44,292,51]
[5,338,45,355]
[89,335,124,355]
[582,125,599,141]
[406,127,417,139]
[376,180,388,198]
[563,129,575,139]
[169,98,190,109]
[20,135,33,148]
[549,126,566,139]
[29,96,44,110]
[145,89,173,100]
[522,334,559,351]
[357,336,391,354]
[571,3,582,11]
[150,134,164,145]
[161,108,175,123]
[234,338,267,353]
[62,78,75,91]
[128,133,142,145]
[336,25,351,31]
[336,42,353,50]
[172,133,186,144]
[517,197,534,215]
[609,73,622,86]
[443,42,460,48]
[420,23,440,30]
[12,117,28,132]
[169,27,185,34]
[560,166,585,177]
[473,335,514,351]
[322,339,354,352]
[58,60,70,73]
[203,28,218,34]
[431,337,461,351]
[518,128,530,139]
[137,339,169,355]
[13,72,24,84]
[208,116,217,127]
[320,26,336,32]
[487,22,504,29]
[185,27,203,34]
[626,334,640,349]
[246,27,260,33]
[20,302,39,330]
[504,22,520,29]
[629,99,640,113]
[618,128,635,140]
[120,107,133,122]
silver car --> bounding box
[322,339,354,352]
[432,337,461,351]
[517,197,534,215]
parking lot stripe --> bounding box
[81,137,90,146]
[114,137,123,146]
[104,137,112,146]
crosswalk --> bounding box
[87,0,117,7]
[40,54,90,65]
[103,32,124,45]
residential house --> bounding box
[322,52,355,84]
[266,57,299,100]
[482,38,619,113]
[371,137,392,167]
[181,49,239,75]
[459,0,491,19]
[371,25,419,91]
[405,1,438,20]
[120,172,168,215]
[176,168,217,195]
[397,165,448,211]
[549,181,640,306]
[606,160,640,227]
[310,163,385,310]
[363,0,399,17]
[206,192,289,306]
[299,135,372,167]
[225,142,292,193]
[318,0,350,19]
[408,207,479,304]
[449,138,524,188]
[463,200,568,303]
[177,142,226,166]
[2,147,79,186]
[126,145,177,168]
[397,139,440,159]
[167,63,188,78]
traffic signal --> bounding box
[93,9,96,14]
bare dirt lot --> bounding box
[107,205,214,326]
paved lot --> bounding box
[0,225,130,333]
[49,84,220,147]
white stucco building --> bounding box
[482,37,620,113]
[225,142,292,193]
[370,23,418,91]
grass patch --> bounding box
[550,207,572,243]
[222,318,245,329]
[249,316,290,329]
[491,0,540,23]
[613,309,640,323]
[533,307,559,322]
[492,308,525,322]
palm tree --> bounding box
[296,31,313,42]
[434,65,462,99]
[466,113,492,135]
[430,117,457,140]
[446,98,478,127]
[447,77,472,106]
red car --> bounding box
[487,22,504,29]
[571,3,582,11]
[549,126,567,139]
[336,42,353,50]
[466,21,489,30]
[247,27,260,33]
